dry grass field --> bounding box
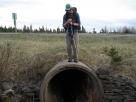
[0,33,136,82]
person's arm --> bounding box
[72,22,80,26]
[73,13,81,26]
[63,14,72,27]
[63,19,72,27]
[63,14,66,27]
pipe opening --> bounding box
[48,68,94,102]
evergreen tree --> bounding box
[57,27,60,33]
[30,25,33,32]
[53,29,57,33]
[61,29,65,33]
[93,28,97,34]
[49,29,52,33]
[81,26,86,33]
[23,25,27,32]
[100,28,105,33]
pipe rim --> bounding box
[40,61,104,102]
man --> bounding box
[63,4,81,62]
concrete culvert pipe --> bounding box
[40,61,104,102]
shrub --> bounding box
[103,47,122,66]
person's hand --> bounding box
[66,19,72,24]
[72,23,75,26]
[69,22,72,25]
[63,19,73,27]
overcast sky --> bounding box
[0,0,136,31]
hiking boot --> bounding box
[68,58,72,62]
[74,59,78,63]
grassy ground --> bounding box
[0,33,136,82]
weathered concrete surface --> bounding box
[0,61,136,102]
[40,60,104,102]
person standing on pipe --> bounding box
[63,4,81,62]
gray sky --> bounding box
[0,0,136,31]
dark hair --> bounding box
[71,7,77,13]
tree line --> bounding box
[0,25,86,33]
[95,26,136,34]
[0,25,136,34]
